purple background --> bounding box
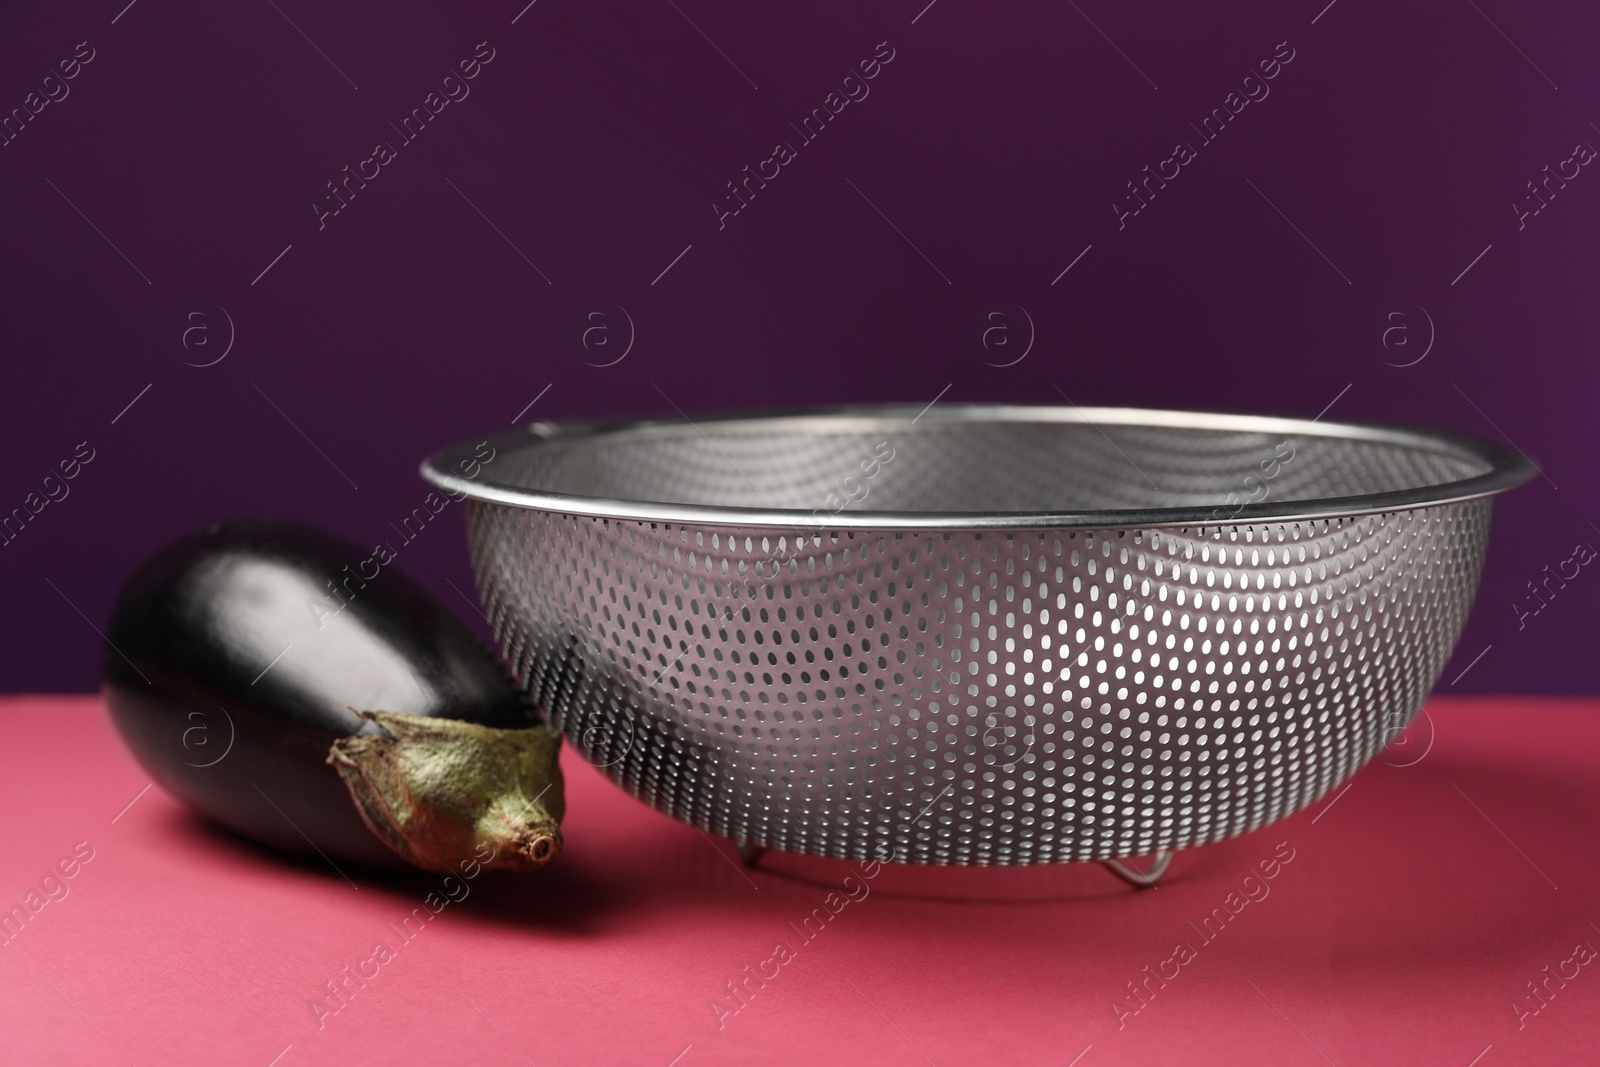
[0,0,1594,693]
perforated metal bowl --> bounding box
[422,406,1533,866]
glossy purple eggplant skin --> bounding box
[101,520,535,868]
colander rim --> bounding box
[420,404,1537,531]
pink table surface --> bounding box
[2,694,1599,1066]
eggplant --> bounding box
[101,520,563,873]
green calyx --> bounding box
[328,710,565,873]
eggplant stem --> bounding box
[327,710,564,873]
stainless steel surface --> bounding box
[423,405,1534,865]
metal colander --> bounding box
[421,406,1533,866]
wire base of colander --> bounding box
[735,839,1172,888]
[1101,850,1173,888]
